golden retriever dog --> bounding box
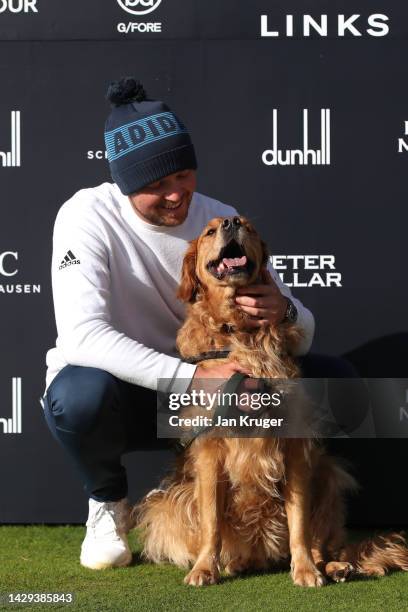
[135,215,408,587]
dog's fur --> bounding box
[134,216,408,586]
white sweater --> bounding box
[44,183,315,395]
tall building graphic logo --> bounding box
[262,108,330,166]
[0,377,22,434]
[0,111,21,168]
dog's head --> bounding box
[178,216,269,303]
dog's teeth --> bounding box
[222,256,247,268]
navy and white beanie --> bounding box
[104,77,197,195]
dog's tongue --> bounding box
[223,256,247,268]
[217,255,247,273]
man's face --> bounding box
[128,169,197,227]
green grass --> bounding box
[0,527,407,612]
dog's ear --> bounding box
[177,238,200,303]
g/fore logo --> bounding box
[0,111,21,168]
[117,0,162,16]
[0,0,37,13]
[261,14,389,37]
[0,377,22,435]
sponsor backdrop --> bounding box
[0,0,407,524]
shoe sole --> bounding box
[80,552,132,570]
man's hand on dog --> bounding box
[234,270,288,328]
[191,363,266,413]
[188,362,252,406]
[193,361,251,381]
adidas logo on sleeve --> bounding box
[59,250,81,270]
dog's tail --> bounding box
[131,479,198,568]
[340,532,408,576]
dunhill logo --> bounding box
[0,377,22,434]
[262,109,331,166]
[0,111,21,168]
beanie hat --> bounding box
[104,77,198,195]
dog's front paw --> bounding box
[184,567,220,586]
[292,562,326,587]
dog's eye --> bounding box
[206,228,216,236]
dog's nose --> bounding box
[222,217,241,231]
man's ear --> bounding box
[177,238,200,303]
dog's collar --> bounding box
[184,350,231,365]
[175,372,248,451]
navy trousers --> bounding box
[42,353,361,502]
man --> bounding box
[41,77,353,570]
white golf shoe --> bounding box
[80,497,133,570]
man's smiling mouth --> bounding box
[162,200,184,210]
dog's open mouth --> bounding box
[207,239,254,279]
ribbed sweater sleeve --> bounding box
[51,205,196,392]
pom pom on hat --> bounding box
[106,77,147,107]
